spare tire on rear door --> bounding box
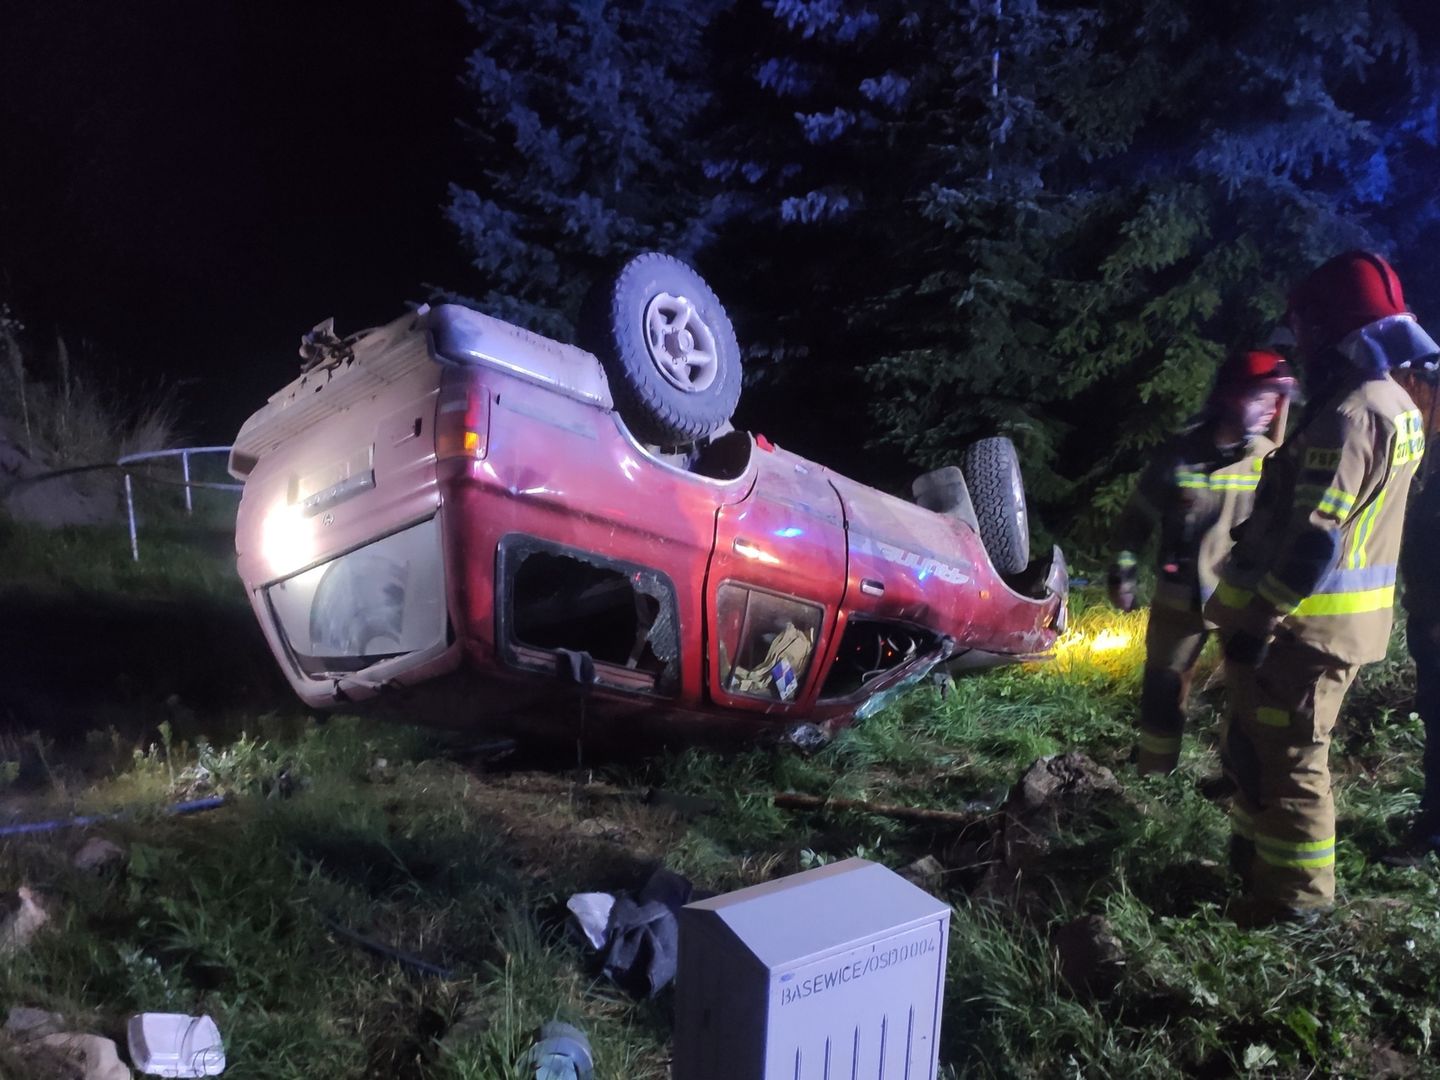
[581,253,743,445]
[961,436,1031,576]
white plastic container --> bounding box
[127,1013,226,1077]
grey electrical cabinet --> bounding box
[674,857,951,1080]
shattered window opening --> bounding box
[715,583,823,703]
[819,619,940,701]
[501,539,680,695]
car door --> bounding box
[705,444,847,714]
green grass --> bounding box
[3,533,1438,1077]
[0,514,240,601]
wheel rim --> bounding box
[643,292,720,393]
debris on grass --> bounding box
[4,1006,66,1041]
[72,836,125,874]
[771,791,984,826]
[0,885,50,956]
[126,1012,225,1077]
[321,916,455,979]
[781,722,831,754]
[601,867,694,998]
[525,1021,594,1080]
[1010,751,1122,815]
[566,892,616,950]
[980,751,1129,910]
[898,854,947,893]
[24,1031,131,1080]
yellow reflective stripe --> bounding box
[1209,475,1261,491]
[1215,582,1253,609]
[1292,585,1395,616]
[1346,491,1385,570]
[1253,832,1336,868]
[1257,574,1302,613]
[1174,471,1260,492]
[1255,707,1289,728]
[1295,483,1356,519]
[1116,551,1138,569]
[1256,834,1335,853]
[1256,850,1336,868]
[1137,731,1182,755]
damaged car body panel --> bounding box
[232,270,1067,740]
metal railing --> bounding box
[117,446,242,562]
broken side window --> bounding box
[715,583,823,703]
[819,619,940,701]
[498,536,680,695]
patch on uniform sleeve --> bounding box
[1303,448,1343,471]
[1394,409,1426,465]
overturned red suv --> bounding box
[229,255,1067,740]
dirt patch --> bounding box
[1052,913,1126,1000]
[977,752,1130,913]
[460,770,689,895]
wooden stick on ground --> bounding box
[772,792,985,826]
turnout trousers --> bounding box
[1135,603,1210,775]
[1221,634,1358,910]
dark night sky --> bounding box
[0,0,474,443]
[7,3,1440,451]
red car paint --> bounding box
[231,304,1066,741]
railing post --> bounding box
[124,473,139,562]
[182,451,193,515]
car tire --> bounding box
[582,253,742,445]
[961,436,1030,576]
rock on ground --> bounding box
[72,837,125,874]
[898,855,946,894]
[26,1033,132,1080]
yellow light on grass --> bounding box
[1088,627,1133,652]
[1048,613,1144,675]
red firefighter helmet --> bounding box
[1208,349,1296,408]
[1286,250,1408,350]
[1285,251,1440,373]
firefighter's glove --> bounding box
[1107,552,1139,613]
[1223,630,1271,668]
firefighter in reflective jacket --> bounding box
[1206,251,1438,922]
[1109,350,1297,774]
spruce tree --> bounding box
[446,0,731,337]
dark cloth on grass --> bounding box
[602,867,694,997]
